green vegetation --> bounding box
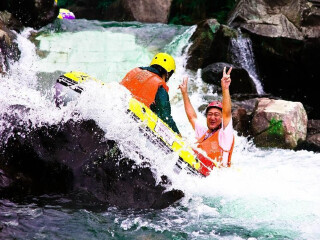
[170,15,193,25]
[57,0,116,10]
[268,118,284,136]
[169,0,237,25]
[56,0,71,7]
[254,117,284,138]
[97,0,117,10]
[56,0,74,7]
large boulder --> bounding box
[202,62,258,94]
[229,0,320,39]
[186,19,238,71]
[0,11,23,32]
[228,0,320,118]
[1,0,58,29]
[251,98,308,149]
[296,119,320,152]
[0,106,184,209]
[232,98,259,137]
[232,107,252,137]
[68,0,173,23]
[60,0,101,20]
[228,0,304,39]
[0,19,20,74]
[104,0,173,23]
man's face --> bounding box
[206,108,222,130]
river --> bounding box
[0,19,319,240]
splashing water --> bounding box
[1,20,320,240]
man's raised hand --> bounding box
[221,67,232,90]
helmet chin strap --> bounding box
[209,124,222,132]
[204,124,222,140]
[165,73,169,82]
[165,70,174,82]
[162,73,170,82]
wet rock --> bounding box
[232,98,319,152]
[0,11,23,32]
[297,134,320,152]
[296,119,320,152]
[0,169,12,189]
[307,119,320,136]
[68,0,173,23]
[202,62,257,94]
[1,0,58,29]
[186,19,238,71]
[251,98,308,149]
[233,98,259,116]
[229,0,302,39]
[247,33,320,119]
[104,0,173,23]
[228,0,320,39]
[63,0,114,20]
[0,109,184,209]
[232,107,252,137]
[228,0,320,118]
[232,98,260,137]
[0,20,20,74]
[168,0,237,25]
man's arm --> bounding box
[151,87,180,134]
[221,67,232,129]
[179,77,198,130]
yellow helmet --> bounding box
[150,53,176,73]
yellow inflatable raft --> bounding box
[55,72,214,177]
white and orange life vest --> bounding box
[120,68,169,107]
[194,129,234,176]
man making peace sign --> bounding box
[179,67,234,171]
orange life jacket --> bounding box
[120,68,169,107]
[194,129,234,176]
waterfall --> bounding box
[231,31,265,94]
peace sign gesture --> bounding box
[221,67,232,90]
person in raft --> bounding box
[179,67,234,173]
[120,53,180,135]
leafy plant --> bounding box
[57,0,116,9]
[268,118,284,136]
[169,0,237,25]
[97,0,116,10]
[57,0,75,7]
[170,15,193,25]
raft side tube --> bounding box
[55,71,211,177]
[128,98,205,177]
